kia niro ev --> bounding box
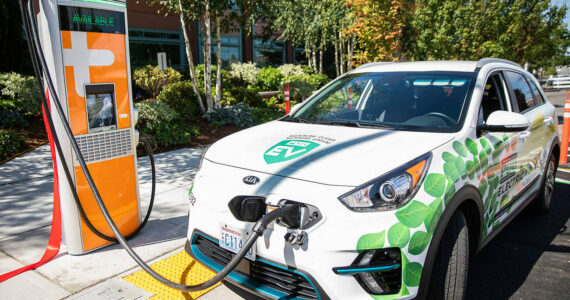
[185,58,559,299]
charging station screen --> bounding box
[85,84,117,133]
[59,5,125,34]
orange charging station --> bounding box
[37,0,140,254]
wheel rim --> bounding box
[544,159,555,207]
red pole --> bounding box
[348,85,353,109]
[560,92,570,164]
[284,83,290,114]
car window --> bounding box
[479,73,508,124]
[289,72,475,132]
[505,71,535,112]
[526,76,545,105]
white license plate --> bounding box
[220,225,256,260]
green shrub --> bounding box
[305,74,330,89]
[252,107,284,124]
[222,86,265,108]
[277,64,306,77]
[157,81,200,119]
[0,130,27,162]
[135,100,194,148]
[133,65,182,98]
[0,111,28,129]
[229,62,260,85]
[205,103,254,127]
[257,67,283,91]
[282,75,316,101]
[0,72,41,116]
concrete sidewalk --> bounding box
[0,145,244,299]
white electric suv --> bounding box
[185,58,559,299]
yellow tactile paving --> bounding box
[123,251,219,299]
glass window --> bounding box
[254,39,284,67]
[526,76,545,105]
[505,71,535,112]
[129,42,181,69]
[479,74,508,124]
[287,72,475,133]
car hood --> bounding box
[204,121,454,186]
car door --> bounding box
[503,71,543,201]
[526,75,557,170]
[475,71,523,233]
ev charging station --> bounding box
[36,0,140,254]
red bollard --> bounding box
[348,86,353,109]
[284,83,290,114]
[560,92,570,164]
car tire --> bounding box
[427,210,469,300]
[534,152,557,213]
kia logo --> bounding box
[243,176,260,185]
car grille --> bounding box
[193,234,319,299]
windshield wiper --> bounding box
[315,119,361,127]
[281,116,312,123]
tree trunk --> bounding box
[178,0,205,114]
[347,36,353,71]
[333,33,339,77]
[203,1,213,110]
[312,48,317,74]
[319,36,323,75]
[339,31,345,75]
[306,46,312,69]
[215,16,222,108]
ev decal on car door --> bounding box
[264,140,320,164]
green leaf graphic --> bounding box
[396,201,432,228]
[454,156,466,175]
[479,151,488,170]
[388,223,411,248]
[444,179,456,205]
[442,151,456,163]
[409,231,431,255]
[424,173,446,197]
[357,231,385,252]
[453,141,468,157]
[404,261,423,287]
[465,138,478,156]
[425,198,442,233]
[444,162,460,182]
[466,160,475,179]
[480,138,492,155]
[478,180,488,198]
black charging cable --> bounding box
[19,0,291,291]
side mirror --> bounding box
[289,103,302,115]
[478,111,530,133]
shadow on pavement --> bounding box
[466,182,570,299]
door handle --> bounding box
[519,130,531,140]
[543,116,553,126]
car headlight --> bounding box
[338,152,432,211]
[198,144,211,170]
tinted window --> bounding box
[505,71,535,112]
[288,72,475,132]
[526,76,545,104]
[479,74,508,123]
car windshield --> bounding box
[286,72,475,132]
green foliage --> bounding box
[305,74,330,89]
[229,62,260,85]
[388,222,410,248]
[0,130,27,162]
[251,107,284,124]
[0,111,27,129]
[194,64,231,92]
[222,86,265,108]
[205,103,255,127]
[396,201,432,228]
[0,72,41,116]
[134,100,193,148]
[157,81,200,119]
[277,64,306,77]
[257,67,283,91]
[356,231,385,252]
[282,75,316,101]
[133,65,182,98]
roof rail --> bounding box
[476,58,520,68]
[355,62,393,70]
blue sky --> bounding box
[553,0,570,28]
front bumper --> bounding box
[187,160,427,299]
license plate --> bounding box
[220,225,256,260]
